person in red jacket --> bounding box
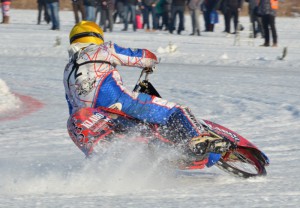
[1,0,11,24]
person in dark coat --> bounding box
[37,0,50,24]
[100,0,115,32]
[71,0,86,24]
[113,0,126,23]
[169,0,187,35]
[122,0,138,31]
[246,0,264,38]
[142,0,158,31]
[155,0,165,30]
[219,0,243,34]
[257,0,278,47]
[161,0,172,31]
[202,0,219,32]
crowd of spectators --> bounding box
[1,0,279,46]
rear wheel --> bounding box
[216,148,267,178]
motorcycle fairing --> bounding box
[201,119,270,165]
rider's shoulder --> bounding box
[68,42,93,57]
[102,41,115,48]
[68,42,117,59]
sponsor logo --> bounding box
[82,112,112,129]
[214,127,240,142]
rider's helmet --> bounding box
[69,21,104,45]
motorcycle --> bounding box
[67,69,270,178]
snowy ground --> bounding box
[0,9,300,207]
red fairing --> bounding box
[67,107,114,156]
[203,120,258,149]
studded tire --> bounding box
[216,147,267,178]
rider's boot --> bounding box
[188,132,231,156]
[178,132,232,170]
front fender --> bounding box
[201,119,270,166]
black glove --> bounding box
[144,66,156,74]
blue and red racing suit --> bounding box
[64,42,203,146]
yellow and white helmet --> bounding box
[69,21,104,45]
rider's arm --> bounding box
[109,42,158,68]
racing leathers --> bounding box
[63,42,203,149]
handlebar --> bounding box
[132,66,162,98]
[133,67,153,92]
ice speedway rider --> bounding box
[63,21,231,167]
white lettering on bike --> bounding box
[214,127,240,142]
[82,113,106,128]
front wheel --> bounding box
[216,147,267,178]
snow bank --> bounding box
[0,79,21,114]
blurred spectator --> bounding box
[161,0,171,31]
[95,0,101,22]
[142,0,158,31]
[84,0,97,21]
[257,0,278,47]
[201,1,208,31]
[169,0,186,35]
[114,0,126,23]
[46,0,60,30]
[100,0,114,32]
[37,0,50,25]
[216,0,226,32]
[202,0,219,32]
[122,0,137,31]
[1,0,11,24]
[71,0,86,23]
[246,0,264,38]
[219,0,243,34]
[188,0,202,35]
[155,0,165,30]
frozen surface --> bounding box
[0,10,299,207]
